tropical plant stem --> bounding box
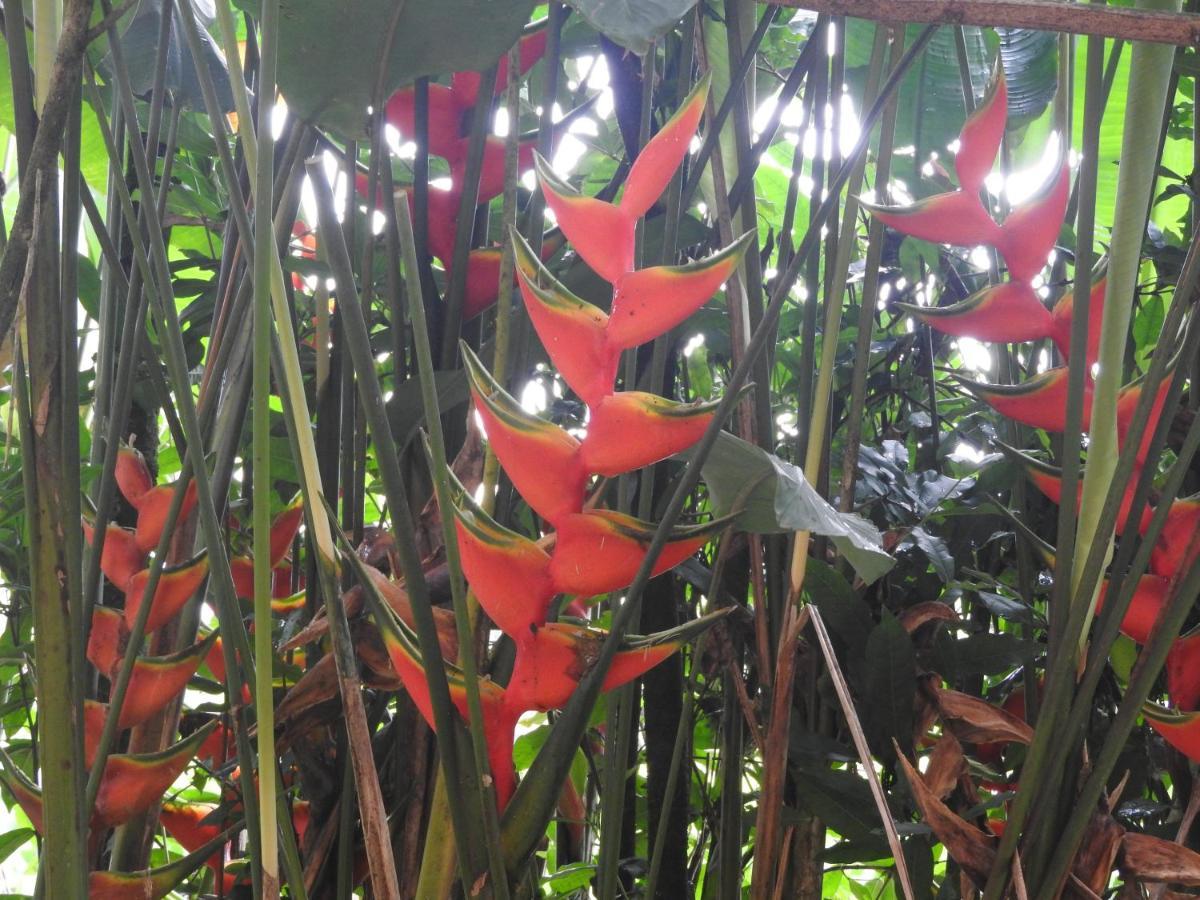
[253,0,280,892]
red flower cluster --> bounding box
[867,67,1199,761]
[371,76,745,810]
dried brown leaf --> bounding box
[932,684,1034,746]
[1070,813,1123,898]
[899,601,959,633]
[924,733,967,800]
[895,741,996,888]
[1121,833,1200,887]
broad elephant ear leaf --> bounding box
[689,431,894,583]
[564,0,700,55]
[277,0,537,138]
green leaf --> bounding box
[0,828,33,867]
[547,863,596,895]
[277,0,537,138]
[805,558,872,661]
[863,612,916,759]
[898,237,941,284]
[689,432,893,583]
[565,0,698,55]
[928,631,1036,679]
[788,764,894,846]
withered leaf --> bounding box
[924,733,967,800]
[899,601,959,633]
[1121,832,1200,886]
[1071,813,1123,898]
[932,683,1034,746]
[895,741,996,888]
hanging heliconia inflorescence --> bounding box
[364,74,747,810]
[357,27,564,322]
[0,444,308,894]
[865,65,1199,764]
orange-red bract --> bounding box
[534,154,635,284]
[619,76,710,219]
[1049,276,1107,367]
[1145,703,1200,762]
[131,480,199,554]
[548,510,725,598]
[996,162,1069,282]
[862,191,1002,248]
[83,520,143,593]
[899,281,1054,343]
[582,391,722,477]
[124,553,210,634]
[607,233,752,349]
[954,67,1007,192]
[1148,495,1200,579]
[968,367,1091,434]
[463,345,588,525]
[93,723,216,827]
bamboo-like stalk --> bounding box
[253,0,280,892]
[1072,0,1181,638]
[498,27,937,873]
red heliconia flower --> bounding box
[83,519,144,592]
[1115,363,1175,464]
[116,446,199,554]
[1020,453,1151,534]
[384,83,464,158]
[1,723,216,830]
[450,483,554,637]
[159,801,239,893]
[863,190,1003,249]
[995,162,1069,282]
[88,826,235,900]
[534,76,710,284]
[1146,494,1200,579]
[548,510,728,598]
[463,345,588,525]
[1095,574,1170,645]
[124,552,210,634]
[1049,275,1108,367]
[229,495,305,600]
[897,282,1054,344]
[581,390,728,477]
[451,29,549,108]
[965,367,1090,434]
[1167,631,1200,712]
[954,67,1007,193]
[1144,703,1200,761]
[86,632,218,729]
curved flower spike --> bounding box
[955,65,1007,193]
[451,28,549,108]
[132,479,199,554]
[1144,702,1200,762]
[897,281,1054,344]
[506,610,730,712]
[89,822,238,900]
[1147,494,1200,580]
[582,390,731,476]
[534,153,635,284]
[1168,632,1200,713]
[124,552,211,634]
[448,474,554,638]
[962,367,1091,433]
[607,232,753,349]
[620,75,710,220]
[1095,574,1170,645]
[1050,275,1108,367]
[861,191,1002,248]
[996,161,1069,282]
[94,722,216,827]
[115,445,154,507]
[548,509,729,598]
[83,519,144,593]
[513,229,618,407]
[462,344,588,525]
